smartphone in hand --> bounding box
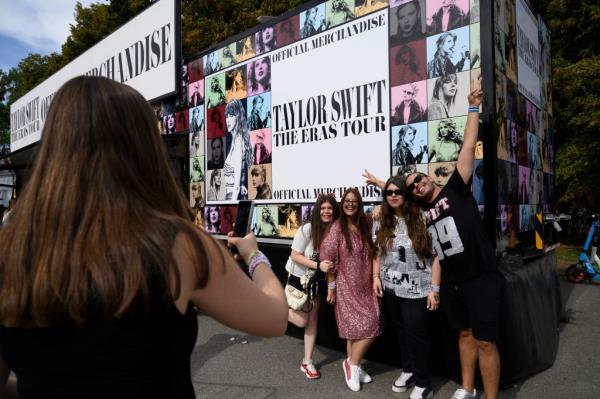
[231,200,254,255]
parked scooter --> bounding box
[565,215,600,283]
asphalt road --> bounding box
[190,276,600,398]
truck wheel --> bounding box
[565,264,587,283]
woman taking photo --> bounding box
[287,194,340,379]
[0,76,287,399]
[372,175,441,399]
[320,188,382,392]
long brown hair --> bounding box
[309,194,340,250]
[339,188,375,258]
[375,175,431,260]
[0,76,217,328]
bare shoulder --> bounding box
[171,229,224,291]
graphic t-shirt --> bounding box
[422,169,496,284]
[373,216,432,299]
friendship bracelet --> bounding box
[327,281,336,289]
[431,284,441,293]
[248,253,271,276]
[245,249,261,265]
[468,107,480,113]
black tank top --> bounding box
[0,298,198,398]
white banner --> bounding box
[516,0,541,108]
[269,10,389,202]
[9,0,178,152]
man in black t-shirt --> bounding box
[365,87,500,399]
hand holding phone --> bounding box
[230,201,254,255]
[227,232,259,263]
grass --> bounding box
[555,243,581,271]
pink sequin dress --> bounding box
[320,220,382,340]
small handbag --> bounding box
[284,257,312,310]
[285,279,308,310]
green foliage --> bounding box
[531,0,600,209]
[1,0,599,211]
[0,70,13,145]
[62,0,151,62]
[181,0,305,59]
[536,0,600,61]
[7,53,64,103]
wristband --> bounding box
[245,249,261,265]
[248,252,271,276]
[327,281,336,289]
[316,260,321,270]
[431,284,440,293]
[468,106,480,113]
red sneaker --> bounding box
[300,361,321,380]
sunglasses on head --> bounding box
[406,173,426,192]
[385,189,404,197]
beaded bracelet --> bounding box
[327,281,336,289]
[431,284,441,293]
[468,106,480,113]
[248,252,271,276]
[245,249,261,265]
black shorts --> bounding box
[440,271,503,342]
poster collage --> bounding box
[387,0,482,209]
[154,0,403,239]
[150,0,554,247]
[493,0,554,251]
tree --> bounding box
[532,0,600,210]
[62,0,152,63]
[0,1,153,147]
[181,0,305,59]
[7,53,64,104]
[0,70,13,146]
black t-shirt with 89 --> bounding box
[421,169,496,284]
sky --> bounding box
[0,0,98,72]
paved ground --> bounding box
[189,275,600,398]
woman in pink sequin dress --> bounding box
[320,188,382,392]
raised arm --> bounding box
[363,169,386,190]
[174,231,287,338]
[457,86,484,183]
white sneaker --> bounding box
[392,371,414,393]
[358,366,372,384]
[342,359,361,392]
[410,385,433,399]
[452,388,480,399]
[346,357,372,384]
[300,359,321,380]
